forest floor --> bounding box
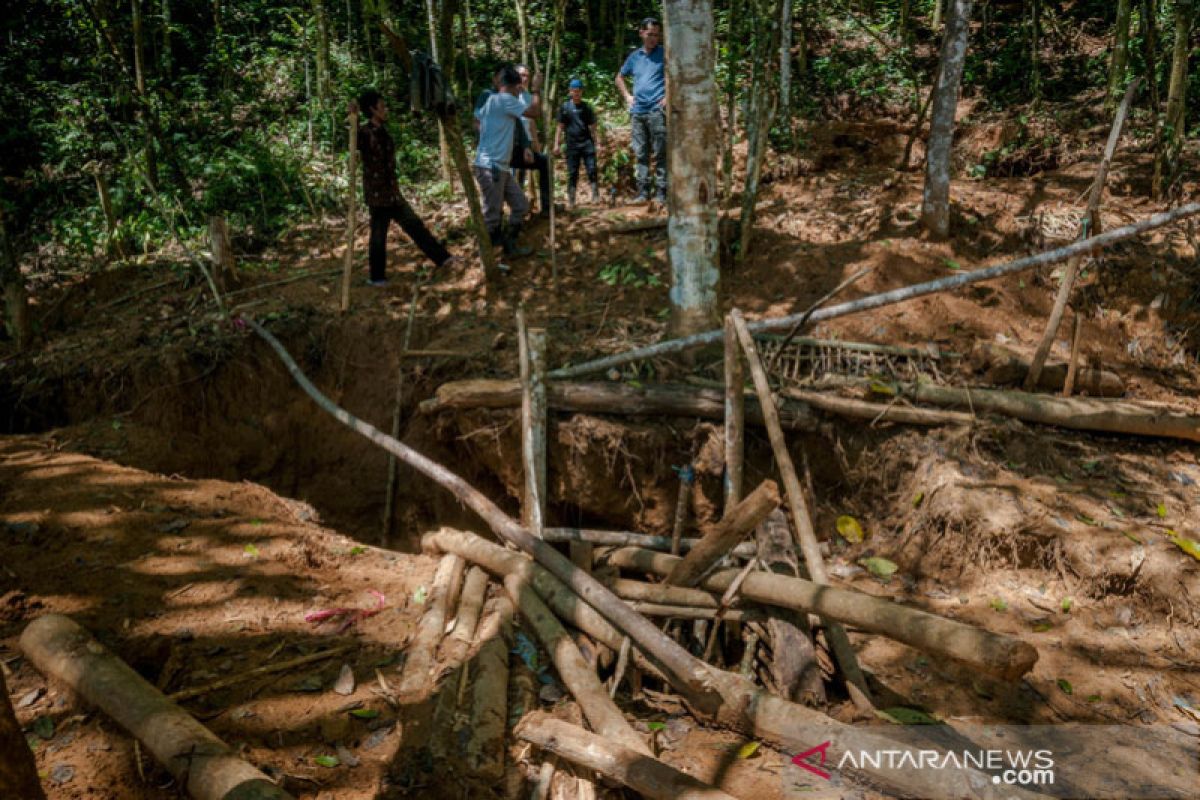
[3,107,1200,799]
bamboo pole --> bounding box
[548,202,1200,379]
[603,546,1038,680]
[518,313,548,537]
[730,308,873,709]
[723,315,744,508]
[1025,78,1140,390]
[20,615,293,800]
[516,712,739,800]
[339,108,359,312]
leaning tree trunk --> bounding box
[665,0,721,336]
[0,666,46,799]
[920,0,974,239]
[312,0,332,107]
[1107,0,1134,109]
[735,0,781,266]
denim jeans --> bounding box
[368,197,451,281]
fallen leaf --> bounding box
[836,515,865,543]
[349,545,366,556]
[333,663,356,696]
[313,755,339,768]
[1057,679,1073,695]
[944,258,962,271]
[737,741,761,758]
[912,491,924,508]
[646,721,666,732]
[990,598,1008,612]
[1156,503,1168,519]
[413,586,428,605]
[242,543,260,558]
[859,556,898,579]
[349,708,380,719]
[1167,532,1200,562]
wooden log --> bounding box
[1064,311,1084,398]
[502,573,650,756]
[442,566,490,666]
[972,342,1123,397]
[423,528,668,683]
[516,712,739,800]
[398,553,465,697]
[0,664,46,800]
[518,315,548,536]
[756,509,825,705]
[779,386,976,426]
[549,202,1200,380]
[466,594,513,781]
[543,527,758,559]
[19,614,292,800]
[603,546,1039,680]
[1026,78,1141,390]
[723,315,744,507]
[607,578,723,608]
[731,308,873,710]
[858,378,1200,443]
[627,602,760,622]
[665,480,780,586]
[418,380,818,432]
[339,108,359,313]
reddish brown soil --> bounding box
[3,111,1200,799]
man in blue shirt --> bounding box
[616,18,667,205]
[475,65,542,257]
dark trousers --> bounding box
[368,198,450,281]
[513,150,551,213]
[565,145,598,190]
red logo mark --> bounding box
[791,741,832,780]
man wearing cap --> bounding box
[616,17,667,205]
[554,78,600,208]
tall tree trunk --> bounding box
[921,0,973,239]
[426,0,454,183]
[1,211,32,352]
[1108,0,1134,108]
[665,0,721,336]
[132,0,160,188]
[313,0,332,107]
[515,0,530,65]
[779,0,792,126]
[932,0,945,29]
[736,0,781,265]
[1029,0,1041,104]
[899,0,911,45]
[1165,0,1194,143]
[160,0,172,77]
[1142,0,1164,197]
[721,0,742,205]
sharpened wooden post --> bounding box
[731,309,874,710]
[20,614,292,800]
[723,315,744,509]
[519,313,548,537]
[665,480,780,586]
[340,108,359,313]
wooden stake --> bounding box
[398,554,465,697]
[1063,311,1084,398]
[382,283,424,546]
[503,573,650,755]
[339,108,359,313]
[516,712,739,800]
[668,465,694,556]
[1025,78,1140,390]
[518,313,548,537]
[730,308,873,709]
[723,315,745,509]
[20,615,293,800]
[665,479,780,587]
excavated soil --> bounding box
[3,113,1200,798]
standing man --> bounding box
[353,90,460,286]
[616,17,667,205]
[474,65,543,258]
[553,78,601,208]
[512,64,552,218]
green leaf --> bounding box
[31,716,54,739]
[1122,531,1142,544]
[1156,503,1168,519]
[349,546,366,556]
[314,755,339,768]
[1167,531,1200,562]
[646,721,666,732]
[349,708,380,719]
[1060,597,1073,613]
[737,741,761,758]
[836,515,865,543]
[1086,694,1102,703]
[243,543,260,558]
[876,707,939,725]
[1032,622,1053,632]
[944,258,962,271]
[989,598,1008,612]
[912,491,924,508]
[1056,679,1073,695]
[413,586,428,605]
[859,557,898,579]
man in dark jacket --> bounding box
[554,78,600,208]
[352,89,459,286]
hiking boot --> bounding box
[568,187,577,210]
[503,225,533,257]
[590,183,601,203]
[367,278,389,287]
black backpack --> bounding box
[410,50,456,115]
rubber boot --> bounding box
[568,186,577,210]
[590,182,601,203]
[503,224,533,257]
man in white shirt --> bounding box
[474,65,542,258]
